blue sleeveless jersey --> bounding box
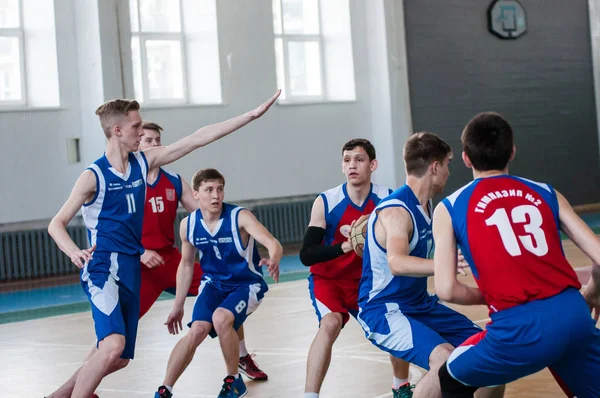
[187,203,265,286]
[82,152,148,255]
[358,184,435,310]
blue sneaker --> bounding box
[217,375,247,398]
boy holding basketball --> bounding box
[356,132,504,398]
[299,139,412,398]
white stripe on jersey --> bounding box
[321,185,345,215]
[133,152,148,185]
[231,207,262,278]
[82,164,106,247]
[514,176,551,192]
[366,199,418,303]
[187,210,197,243]
[446,181,477,207]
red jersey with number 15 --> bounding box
[142,168,183,251]
[310,183,391,280]
[442,175,580,313]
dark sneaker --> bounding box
[154,385,173,398]
[238,353,268,381]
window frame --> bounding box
[0,0,28,107]
[274,0,328,102]
[130,0,189,105]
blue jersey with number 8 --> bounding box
[187,203,264,286]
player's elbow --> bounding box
[388,255,409,276]
[299,247,314,267]
[47,217,64,238]
[434,279,455,302]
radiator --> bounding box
[0,197,314,282]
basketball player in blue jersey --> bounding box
[357,133,505,398]
[46,90,280,398]
[152,168,281,398]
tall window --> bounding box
[272,0,356,102]
[129,0,221,105]
[0,0,59,107]
[0,0,25,105]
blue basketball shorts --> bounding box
[188,278,268,338]
[358,298,482,370]
[81,251,141,359]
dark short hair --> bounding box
[461,112,513,171]
[342,138,376,161]
[142,121,163,134]
[191,168,225,191]
[403,132,452,177]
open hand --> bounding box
[141,249,165,269]
[582,282,600,322]
[69,244,96,268]
[246,90,281,119]
[259,258,280,282]
[457,249,469,276]
[165,306,184,335]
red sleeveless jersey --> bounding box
[141,169,183,251]
[443,175,581,313]
[310,183,391,280]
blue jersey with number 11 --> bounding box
[82,152,148,255]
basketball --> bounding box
[350,214,370,257]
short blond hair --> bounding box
[95,99,140,137]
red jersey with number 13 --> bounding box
[442,175,580,313]
[142,168,183,251]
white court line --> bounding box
[474,318,490,325]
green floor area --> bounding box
[0,271,311,325]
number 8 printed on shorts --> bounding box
[235,300,247,314]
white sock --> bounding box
[304,393,319,398]
[392,377,409,389]
[239,339,249,357]
[165,385,173,393]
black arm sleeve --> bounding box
[299,226,345,266]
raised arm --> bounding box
[299,196,352,266]
[238,209,282,282]
[165,217,198,334]
[144,90,280,169]
[379,206,434,277]
[432,203,485,305]
[48,170,97,268]
[180,178,199,213]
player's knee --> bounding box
[98,334,126,362]
[113,358,130,371]
[429,343,453,370]
[319,313,343,338]
[438,361,478,398]
[188,322,211,346]
[212,308,235,334]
